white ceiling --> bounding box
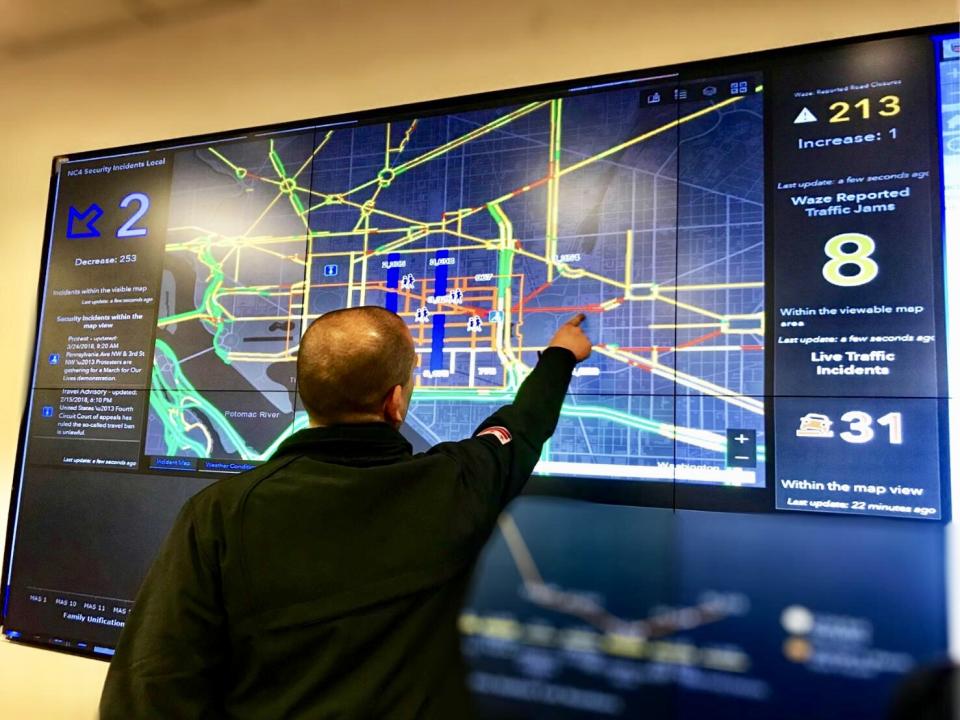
[0,0,257,60]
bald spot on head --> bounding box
[297,307,417,425]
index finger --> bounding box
[566,313,587,327]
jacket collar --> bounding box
[272,422,414,465]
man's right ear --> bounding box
[383,384,405,428]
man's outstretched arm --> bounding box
[432,313,592,507]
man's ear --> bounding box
[383,384,405,428]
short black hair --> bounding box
[296,307,417,424]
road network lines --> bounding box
[154,87,764,465]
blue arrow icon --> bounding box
[66,204,104,239]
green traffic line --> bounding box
[410,389,766,459]
[153,340,257,460]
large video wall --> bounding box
[3,24,957,720]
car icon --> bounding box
[796,412,834,438]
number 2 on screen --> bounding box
[117,192,150,238]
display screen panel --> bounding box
[465,498,948,719]
[2,26,956,719]
[67,71,765,494]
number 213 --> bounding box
[829,95,901,122]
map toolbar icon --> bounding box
[726,428,756,468]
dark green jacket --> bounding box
[99,347,576,719]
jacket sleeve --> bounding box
[430,346,576,510]
[99,497,227,719]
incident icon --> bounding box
[796,412,834,438]
[783,637,813,663]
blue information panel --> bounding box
[774,397,942,518]
[770,35,951,519]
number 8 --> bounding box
[822,232,878,287]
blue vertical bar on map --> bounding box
[385,252,400,313]
[433,248,449,296]
[430,315,446,372]
[430,249,449,372]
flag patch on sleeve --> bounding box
[477,426,512,445]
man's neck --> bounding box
[308,415,397,430]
